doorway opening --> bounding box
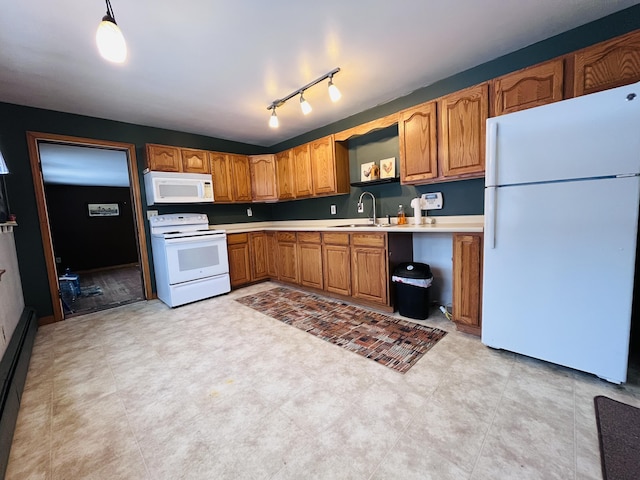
[26,132,152,323]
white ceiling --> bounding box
[1,1,639,148]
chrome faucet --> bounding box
[358,191,377,225]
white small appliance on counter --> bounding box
[144,171,214,205]
[149,213,230,307]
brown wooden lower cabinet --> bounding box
[452,232,484,336]
[322,232,351,296]
[297,232,323,289]
[277,232,299,284]
[249,232,269,281]
[227,233,251,287]
[266,231,278,278]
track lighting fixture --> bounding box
[96,0,127,63]
[267,68,341,128]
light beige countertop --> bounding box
[211,215,484,234]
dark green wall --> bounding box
[2,4,640,318]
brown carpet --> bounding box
[235,287,447,374]
[594,395,640,480]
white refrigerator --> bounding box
[482,82,640,384]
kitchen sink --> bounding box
[334,223,392,228]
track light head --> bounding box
[299,92,312,115]
[328,76,341,102]
[269,108,279,128]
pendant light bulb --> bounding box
[300,93,312,115]
[96,1,127,63]
[269,108,279,128]
[328,77,342,102]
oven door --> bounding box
[163,234,229,285]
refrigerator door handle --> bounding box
[485,186,496,249]
[486,122,498,187]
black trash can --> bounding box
[392,262,433,319]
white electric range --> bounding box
[149,213,230,307]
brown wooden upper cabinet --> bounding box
[209,151,234,203]
[229,154,252,202]
[250,154,277,202]
[209,152,251,203]
[147,144,211,173]
[180,148,210,174]
[398,101,438,184]
[310,135,350,195]
[275,149,296,200]
[292,144,314,198]
[146,144,182,172]
[574,29,640,97]
[491,59,565,116]
[438,82,489,178]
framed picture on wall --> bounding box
[88,203,119,217]
[380,157,396,179]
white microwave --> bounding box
[144,171,214,205]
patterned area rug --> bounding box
[236,287,447,374]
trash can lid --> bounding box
[393,262,432,279]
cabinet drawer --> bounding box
[351,232,386,248]
[322,232,350,245]
[297,232,321,244]
[227,233,248,245]
[277,231,297,243]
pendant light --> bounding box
[96,0,127,63]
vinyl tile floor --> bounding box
[7,282,640,479]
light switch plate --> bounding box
[330,205,337,215]
[147,210,158,220]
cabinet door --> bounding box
[323,244,351,296]
[266,232,279,278]
[438,83,488,178]
[275,150,296,200]
[209,152,234,203]
[292,144,314,198]
[491,59,564,116]
[574,30,640,96]
[229,154,252,202]
[398,102,438,184]
[249,232,269,281]
[250,155,278,202]
[452,233,483,336]
[311,136,337,195]
[146,144,181,172]
[278,241,299,284]
[227,235,251,287]
[181,148,210,174]
[351,247,388,305]
[298,242,323,289]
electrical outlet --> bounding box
[357,202,364,213]
[247,208,253,217]
[330,205,337,215]
[55,257,61,264]
[147,210,158,220]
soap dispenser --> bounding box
[397,205,407,225]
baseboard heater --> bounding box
[0,307,38,478]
